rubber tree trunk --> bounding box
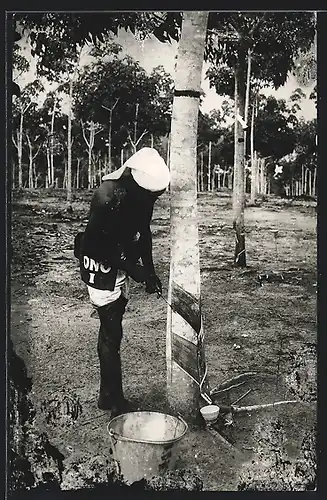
[222,168,227,188]
[207,141,212,191]
[67,79,73,204]
[76,158,80,189]
[250,102,256,203]
[50,98,57,187]
[166,11,210,422]
[107,109,113,175]
[18,113,24,188]
[260,158,266,195]
[26,135,33,189]
[200,152,204,192]
[166,133,171,167]
[46,146,51,188]
[243,48,252,165]
[233,62,246,267]
[313,167,317,197]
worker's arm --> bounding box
[138,205,162,294]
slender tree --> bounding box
[166,11,211,421]
[206,12,315,265]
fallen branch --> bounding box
[232,389,252,406]
[79,412,108,426]
[232,400,301,414]
[211,381,245,396]
[211,372,257,393]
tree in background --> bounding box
[277,118,317,198]
[73,56,174,184]
[40,90,64,187]
[205,12,316,266]
[12,80,44,188]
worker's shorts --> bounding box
[87,269,130,308]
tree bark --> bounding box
[12,163,15,189]
[67,79,73,203]
[222,168,227,188]
[26,134,33,189]
[233,61,246,267]
[167,11,210,422]
[18,113,24,188]
[200,152,204,192]
[108,109,112,174]
[50,98,57,187]
[250,102,257,203]
[46,146,51,188]
[313,167,316,197]
[134,102,139,151]
[208,141,212,191]
[76,158,80,189]
[243,48,252,163]
[308,168,312,197]
[166,133,171,167]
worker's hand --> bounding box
[145,273,162,295]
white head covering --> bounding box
[102,147,170,192]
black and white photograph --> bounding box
[7,10,318,495]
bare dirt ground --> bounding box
[9,188,317,492]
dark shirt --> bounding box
[79,179,156,290]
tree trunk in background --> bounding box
[46,147,51,188]
[260,158,265,195]
[67,79,73,203]
[243,48,252,164]
[207,141,212,191]
[166,133,171,166]
[18,114,24,188]
[222,169,227,188]
[26,135,33,189]
[304,167,307,195]
[50,98,57,187]
[121,148,124,167]
[233,61,246,267]
[12,163,15,189]
[308,168,312,197]
[255,154,260,195]
[250,103,256,203]
[63,160,67,189]
[167,11,210,422]
[313,167,317,197]
[133,102,139,153]
[76,158,80,189]
[200,152,204,191]
[108,109,113,175]
[228,171,233,190]
[150,133,154,148]
[197,158,200,192]
[301,165,305,195]
[88,148,92,189]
